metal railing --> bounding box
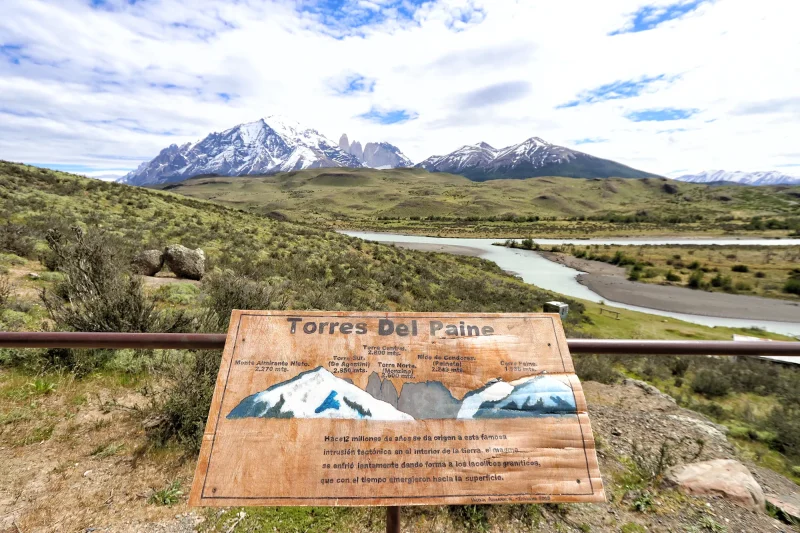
[1,332,799,357]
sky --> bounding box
[1,0,799,179]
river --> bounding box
[342,231,800,340]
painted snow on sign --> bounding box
[227,367,414,421]
[471,375,577,418]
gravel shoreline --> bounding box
[541,251,800,324]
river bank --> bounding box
[363,233,800,327]
[540,251,800,323]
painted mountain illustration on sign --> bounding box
[227,367,413,421]
[227,367,577,420]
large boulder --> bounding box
[132,249,164,276]
[163,245,205,280]
[664,459,765,511]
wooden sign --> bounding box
[189,311,604,506]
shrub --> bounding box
[710,272,732,290]
[784,278,800,296]
[147,350,221,452]
[691,369,731,398]
[628,270,641,281]
[630,436,704,484]
[201,270,289,332]
[669,357,691,377]
[755,271,766,278]
[0,274,11,310]
[769,407,800,460]
[612,251,635,266]
[688,261,701,270]
[574,355,619,384]
[0,222,36,258]
[731,264,749,273]
[40,227,193,334]
[665,270,681,282]
[688,270,705,289]
[520,238,536,250]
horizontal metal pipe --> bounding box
[0,332,227,350]
[0,332,798,357]
[567,339,800,356]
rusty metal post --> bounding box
[386,506,400,533]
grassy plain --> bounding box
[159,167,800,237]
[550,243,800,301]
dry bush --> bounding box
[0,274,12,310]
[41,227,194,334]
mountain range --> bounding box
[227,366,577,421]
[416,138,659,181]
[123,116,371,185]
[674,170,800,186]
[122,116,661,185]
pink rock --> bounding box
[664,459,765,512]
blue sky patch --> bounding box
[573,138,607,145]
[89,0,139,9]
[298,0,431,31]
[359,108,418,124]
[333,73,375,96]
[610,0,710,35]
[558,75,668,108]
[626,108,699,121]
[1,44,24,65]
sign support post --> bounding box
[386,506,400,533]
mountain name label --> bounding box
[189,311,605,506]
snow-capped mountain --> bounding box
[122,116,364,185]
[417,142,498,174]
[339,134,412,169]
[227,367,413,421]
[416,137,658,181]
[674,170,800,186]
[457,375,576,419]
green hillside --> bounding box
[0,160,574,318]
[157,167,800,237]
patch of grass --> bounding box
[697,515,727,532]
[16,422,56,446]
[148,479,183,506]
[449,505,490,533]
[621,523,646,533]
[152,282,200,306]
[199,507,359,533]
[91,442,125,458]
[28,377,56,395]
[632,491,654,513]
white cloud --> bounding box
[0,0,799,176]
